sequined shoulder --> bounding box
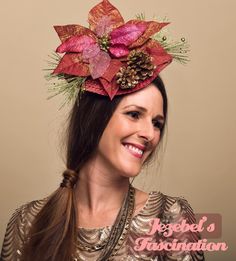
[156,192,196,222]
[157,192,205,261]
[1,198,48,261]
[129,191,205,261]
[139,191,194,217]
[132,191,185,220]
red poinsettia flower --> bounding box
[53,0,172,99]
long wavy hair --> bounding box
[21,76,168,261]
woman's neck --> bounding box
[74,159,130,215]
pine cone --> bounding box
[116,66,140,89]
[116,50,156,89]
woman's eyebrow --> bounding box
[122,104,164,121]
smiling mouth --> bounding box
[122,143,145,159]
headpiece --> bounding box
[46,0,189,109]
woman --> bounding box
[1,78,205,261]
[1,1,205,260]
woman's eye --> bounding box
[152,120,164,130]
[126,111,164,130]
[126,111,140,119]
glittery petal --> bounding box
[82,43,100,60]
[101,59,122,82]
[110,23,147,46]
[54,25,96,43]
[99,78,119,99]
[109,45,129,58]
[88,0,124,32]
[89,51,111,79]
[56,35,96,53]
[145,39,173,66]
[95,16,113,37]
[127,20,170,48]
[53,53,90,76]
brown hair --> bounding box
[21,76,168,260]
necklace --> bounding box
[77,183,135,260]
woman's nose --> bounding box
[137,120,155,142]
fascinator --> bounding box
[46,0,189,108]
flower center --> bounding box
[98,35,110,52]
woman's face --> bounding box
[95,83,165,178]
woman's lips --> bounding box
[122,143,144,159]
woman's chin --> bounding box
[119,166,141,178]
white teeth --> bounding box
[124,144,144,155]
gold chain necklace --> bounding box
[77,184,135,259]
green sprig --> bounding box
[153,34,190,64]
[136,13,190,64]
[135,13,146,20]
[44,53,86,110]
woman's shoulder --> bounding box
[3,196,48,230]
[156,191,205,259]
[1,197,48,260]
[11,197,48,224]
[131,191,204,260]
[145,190,196,222]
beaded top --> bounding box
[1,191,205,260]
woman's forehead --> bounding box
[117,84,164,116]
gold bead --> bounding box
[181,37,186,42]
[162,36,167,41]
